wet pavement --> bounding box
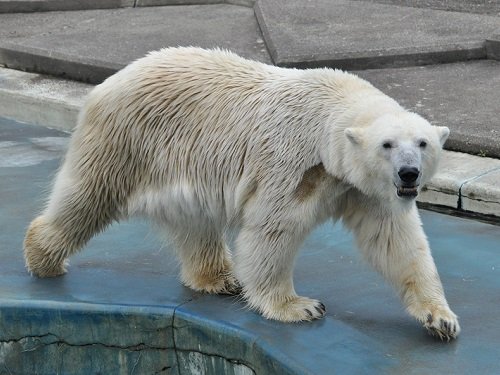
[1,117,499,374]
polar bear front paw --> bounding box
[258,296,326,322]
[422,307,460,341]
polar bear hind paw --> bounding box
[24,215,69,278]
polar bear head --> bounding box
[343,112,449,204]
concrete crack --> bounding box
[3,299,259,374]
[458,165,500,211]
[154,366,173,375]
[457,185,463,210]
[172,298,194,375]
[171,297,257,375]
[1,333,171,352]
[174,347,257,375]
[171,298,257,375]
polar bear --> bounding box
[24,47,459,340]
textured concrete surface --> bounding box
[0,5,270,83]
[461,169,500,217]
[357,60,500,158]
[0,0,134,13]
[1,1,499,83]
[1,302,178,374]
[0,67,91,131]
[0,0,250,13]
[1,118,500,374]
[486,36,500,60]
[350,0,500,15]
[0,0,255,13]
[417,151,500,217]
[255,0,498,69]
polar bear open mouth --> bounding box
[396,185,419,198]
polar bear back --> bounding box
[71,47,377,221]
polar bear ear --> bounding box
[435,126,450,146]
[344,128,363,146]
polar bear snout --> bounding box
[398,166,419,184]
[396,166,420,198]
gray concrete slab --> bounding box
[0,67,92,131]
[486,36,500,60]
[255,0,499,69]
[136,0,226,6]
[0,5,270,83]
[0,0,233,13]
[461,168,500,217]
[350,0,500,16]
[418,150,500,218]
[0,0,134,13]
[357,60,500,158]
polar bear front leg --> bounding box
[345,202,460,340]
[234,223,326,322]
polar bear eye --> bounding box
[419,141,427,148]
[382,142,392,149]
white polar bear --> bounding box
[24,47,459,340]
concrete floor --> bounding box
[1,117,499,374]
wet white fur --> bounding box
[24,47,459,338]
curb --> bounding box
[0,67,91,132]
[1,66,499,220]
[0,299,299,375]
[418,151,500,219]
[486,37,500,60]
[0,0,255,13]
[0,43,121,85]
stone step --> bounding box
[0,0,135,13]
[255,0,499,69]
[0,0,255,13]
[0,4,270,84]
[0,67,91,132]
[350,0,500,15]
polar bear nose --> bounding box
[398,166,420,184]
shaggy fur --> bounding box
[24,47,459,339]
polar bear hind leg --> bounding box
[24,162,118,277]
